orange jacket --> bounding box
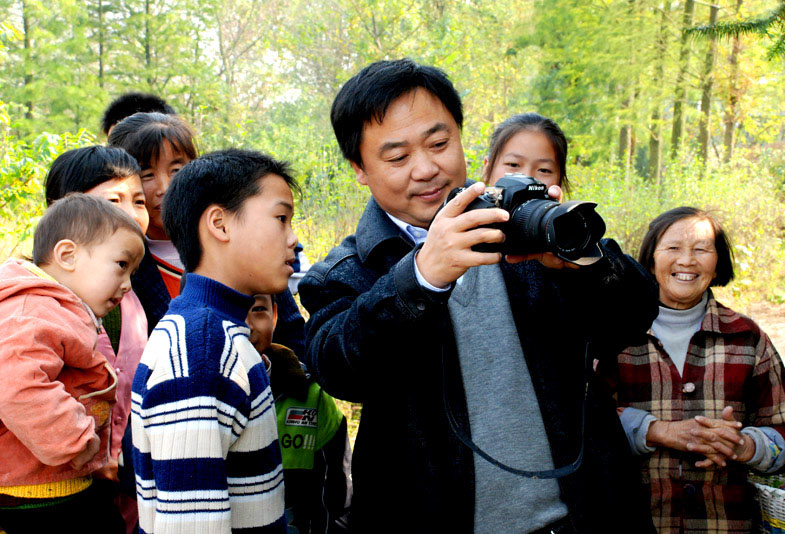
[0,260,117,486]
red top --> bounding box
[151,254,183,299]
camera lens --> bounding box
[550,209,593,253]
[506,200,605,261]
[508,199,558,249]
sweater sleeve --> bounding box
[745,329,785,473]
[0,313,96,466]
[619,407,657,455]
[743,426,785,473]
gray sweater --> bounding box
[448,263,568,533]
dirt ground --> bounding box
[740,301,785,355]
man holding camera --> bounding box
[299,58,658,534]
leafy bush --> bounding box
[569,150,785,304]
[0,101,95,258]
[290,144,785,305]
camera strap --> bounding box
[441,341,590,479]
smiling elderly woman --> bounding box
[599,206,785,534]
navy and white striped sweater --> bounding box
[131,274,286,533]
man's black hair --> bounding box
[330,58,463,167]
[44,146,141,206]
[101,92,176,135]
[162,149,299,272]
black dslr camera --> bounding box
[443,173,606,265]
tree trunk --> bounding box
[617,0,638,175]
[671,0,695,158]
[697,4,719,172]
[190,30,200,125]
[648,5,669,182]
[723,0,743,163]
[145,0,153,87]
[21,0,33,120]
[618,109,632,173]
[98,0,105,89]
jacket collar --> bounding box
[355,179,477,263]
[17,260,102,332]
[646,290,755,337]
[355,197,414,263]
[700,290,754,335]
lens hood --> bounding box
[545,201,606,265]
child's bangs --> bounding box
[132,123,197,169]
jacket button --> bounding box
[682,382,696,393]
[684,483,696,496]
[415,301,426,311]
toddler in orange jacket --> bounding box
[0,194,144,534]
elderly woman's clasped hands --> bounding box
[646,406,754,469]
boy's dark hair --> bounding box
[44,146,141,206]
[330,58,463,167]
[108,112,197,169]
[163,149,299,272]
[483,112,571,194]
[638,206,735,287]
[33,193,144,266]
[101,92,176,135]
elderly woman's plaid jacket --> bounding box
[603,292,785,534]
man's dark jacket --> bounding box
[299,197,659,533]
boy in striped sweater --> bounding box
[131,149,299,533]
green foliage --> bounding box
[0,19,20,48]
[687,2,785,60]
[522,0,658,162]
[1,0,784,303]
[570,149,785,303]
[0,101,95,258]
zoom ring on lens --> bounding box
[508,199,559,255]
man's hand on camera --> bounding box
[416,182,509,288]
[504,184,579,270]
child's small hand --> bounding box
[93,456,119,482]
[69,434,100,470]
